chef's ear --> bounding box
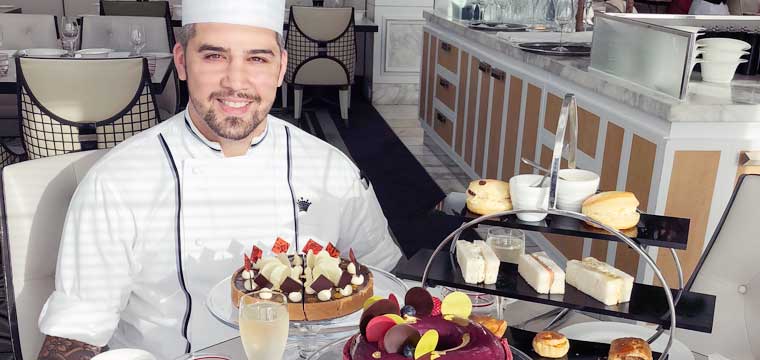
[278,49,288,87]
[174,43,188,81]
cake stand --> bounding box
[416,94,680,360]
[205,265,408,358]
[305,335,535,360]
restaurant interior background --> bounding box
[1,0,760,359]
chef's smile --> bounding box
[216,97,256,116]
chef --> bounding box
[36,0,403,359]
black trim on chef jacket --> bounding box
[158,134,193,354]
[285,126,300,253]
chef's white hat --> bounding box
[181,0,286,35]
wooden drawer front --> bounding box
[426,35,438,126]
[485,69,507,179]
[437,40,459,75]
[435,76,457,112]
[434,110,454,146]
[419,31,430,121]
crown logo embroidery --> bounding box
[297,197,312,212]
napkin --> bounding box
[497,31,593,44]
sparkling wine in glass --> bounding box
[239,290,289,360]
[129,24,147,55]
[60,17,79,57]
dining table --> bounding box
[185,280,711,360]
[0,51,175,95]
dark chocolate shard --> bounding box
[253,273,273,289]
[383,324,420,354]
[280,277,302,294]
[310,275,333,293]
[337,271,353,288]
[404,287,434,316]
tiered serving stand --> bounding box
[393,94,717,359]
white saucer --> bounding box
[559,321,695,360]
[20,48,67,57]
[91,349,156,360]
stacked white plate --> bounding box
[695,38,751,84]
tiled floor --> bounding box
[375,105,470,195]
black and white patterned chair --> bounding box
[15,57,160,160]
[284,6,356,123]
[0,142,22,171]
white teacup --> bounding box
[698,59,747,84]
[509,174,549,222]
[556,169,600,212]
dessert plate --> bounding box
[206,265,408,336]
[559,321,695,360]
[306,335,533,360]
[19,48,67,57]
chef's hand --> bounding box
[38,335,107,360]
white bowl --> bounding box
[509,174,549,222]
[699,49,749,62]
[556,169,600,212]
[76,48,113,58]
[698,59,747,83]
[20,48,67,57]
[91,349,156,360]
[696,37,751,51]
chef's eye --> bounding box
[205,53,224,61]
[250,56,268,63]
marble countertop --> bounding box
[424,10,760,123]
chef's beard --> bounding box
[194,90,267,141]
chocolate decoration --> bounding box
[359,299,401,338]
[280,277,302,294]
[404,287,434,316]
[359,264,370,276]
[349,248,360,269]
[338,271,353,288]
[479,180,487,185]
[253,273,273,289]
[467,189,477,196]
[383,324,420,354]
[310,275,333,293]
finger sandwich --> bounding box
[566,257,634,306]
[518,252,565,294]
[456,240,501,285]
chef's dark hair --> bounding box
[178,24,285,53]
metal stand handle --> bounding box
[426,94,676,360]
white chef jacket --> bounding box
[38,109,402,360]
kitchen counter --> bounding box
[424,10,760,123]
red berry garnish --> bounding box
[431,297,442,316]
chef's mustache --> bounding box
[209,90,261,103]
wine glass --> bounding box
[553,0,575,52]
[129,24,146,55]
[239,290,289,360]
[60,17,79,57]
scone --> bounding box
[581,191,640,230]
[532,331,570,358]
[466,179,512,215]
[608,337,653,360]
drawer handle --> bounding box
[436,112,447,123]
[439,78,450,89]
[491,69,505,81]
[478,61,491,73]
[441,42,452,52]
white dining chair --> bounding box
[1,149,107,360]
[283,6,356,124]
[16,57,160,159]
[677,174,760,359]
[80,15,179,119]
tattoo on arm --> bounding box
[38,336,107,360]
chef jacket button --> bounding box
[738,285,748,294]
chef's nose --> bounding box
[221,56,250,90]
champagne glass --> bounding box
[60,17,79,57]
[553,0,575,52]
[239,290,289,360]
[129,24,146,55]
